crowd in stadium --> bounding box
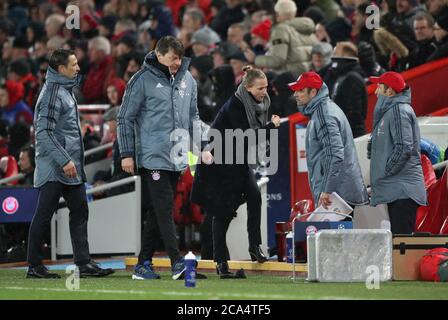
[0,0,447,264]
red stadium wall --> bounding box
[289,57,448,208]
[288,113,313,208]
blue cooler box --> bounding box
[291,221,353,262]
[293,221,353,241]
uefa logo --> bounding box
[2,197,19,215]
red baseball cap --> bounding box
[288,71,323,91]
[369,71,406,93]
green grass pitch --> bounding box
[1,269,448,300]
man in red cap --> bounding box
[288,71,368,211]
[368,71,426,234]
[250,19,271,56]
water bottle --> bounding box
[85,183,93,202]
[184,251,196,288]
[286,232,294,263]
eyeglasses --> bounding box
[414,26,429,31]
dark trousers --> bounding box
[200,210,214,260]
[387,198,419,234]
[138,169,180,265]
[212,169,262,263]
[246,169,262,247]
[212,215,232,263]
[27,182,90,266]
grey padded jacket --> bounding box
[299,83,369,206]
[117,51,202,172]
[34,67,86,187]
[369,89,427,206]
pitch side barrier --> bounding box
[84,142,114,183]
[51,176,141,260]
[49,176,269,261]
[227,177,269,261]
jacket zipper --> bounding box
[170,71,176,170]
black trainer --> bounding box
[78,260,115,278]
[26,265,61,279]
[216,262,246,279]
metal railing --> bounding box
[56,175,139,205]
[84,142,113,157]
[0,173,25,185]
[1,155,446,187]
[78,104,110,112]
[0,143,114,186]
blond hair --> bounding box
[241,66,266,87]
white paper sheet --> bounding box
[307,192,353,222]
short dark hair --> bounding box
[0,119,9,138]
[414,12,435,27]
[49,48,74,71]
[155,36,185,57]
[128,51,145,66]
[304,88,318,95]
[21,144,35,168]
[357,3,370,16]
[184,8,205,26]
[9,58,30,77]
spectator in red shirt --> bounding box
[8,59,39,109]
[0,80,33,126]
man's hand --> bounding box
[318,192,332,209]
[243,47,256,63]
[271,115,281,127]
[92,181,106,197]
[63,161,77,178]
[121,157,135,175]
[201,151,214,165]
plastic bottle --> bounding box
[85,183,93,202]
[184,251,196,288]
[286,232,294,263]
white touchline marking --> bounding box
[0,286,362,299]
[1,286,289,298]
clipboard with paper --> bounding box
[306,192,353,222]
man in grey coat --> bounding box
[27,49,113,278]
[254,0,318,75]
[289,71,368,211]
[118,36,203,280]
[368,72,427,234]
